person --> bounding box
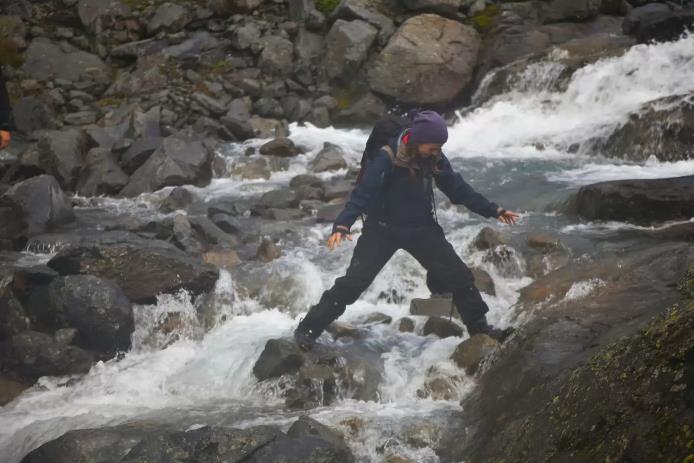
[294,111,520,351]
[0,39,15,150]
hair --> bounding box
[403,143,442,181]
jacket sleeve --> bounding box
[333,149,393,231]
[434,153,500,219]
[0,68,12,132]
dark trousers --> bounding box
[300,220,489,335]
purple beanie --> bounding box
[409,111,448,145]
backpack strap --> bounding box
[381,145,396,163]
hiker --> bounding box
[294,111,519,351]
[0,39,16,150]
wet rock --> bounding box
[323,178,354,201]
[189,215,240,249]
[37,129,89,191]
[527,233,563,253]
[47,238,219,304]
[311,142,347,173]
[160,187,197,213]
[287,416,351,452]
[4,175,75,236]
[256,237,281,263]
[0,293,30,340]
[398,317,415,332]
[566,175,694,225]
[262,208,306,221]
[0,376,30,406]
[451,334,498,375]
[253,338,305,381]
[249,116,290,139]
[540,0,600,23]
[247,423,355,462]
[77,148,129,197]
[231,157,271,180]
[471,268,496,296]
[48,275,133,355]
[525,252,571,279]
[294,184,324,201]
[259,137,300,157]
[473,226,507,251]
[4,330,94,379]
[324,19,378,83]
[369,14,479,105]
[326,320,362,339]
[422,316,463,338]
[417,374,463,401]
[202,248,241,270]
[257,188,299,209]
[599,95,694,162]
[411,296,460,320]
[54,327,78,345]
[628,8,694,44]
[120,136,212,197]
[356,312,392,326]
[622,4,671,36]
[209,212,242,235]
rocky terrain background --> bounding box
[0,0,693,461]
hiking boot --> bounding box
[293,324,319,351]
[466,316,515,343]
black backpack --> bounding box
[357,114,412,183]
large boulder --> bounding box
[450,334,499,375]
[37,129,89,191]
[3,330,94,379]
[253,338,304,381]
[47,239,219,303]
[77,0,132,35]
[48,275,133,355]
[258,36,294,77]
[599,95,694,162]
[540,0,601,23]
[368,14,480,105]
[119,136,212,197]
[626,8,694,43]
[324,19,378,83]
[3,175,75,235]
[311,142,347,172]
[22,38,111,84]
[77,148,129,197]
[567,176,694,225]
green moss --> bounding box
[315,0,341,15]
[470,5,501,34]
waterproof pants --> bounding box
[300,220,489,335]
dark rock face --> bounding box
[438,242,694,463]
[626,8,694,44]
[22,417,355,463]
[47,239,219,303]
[252,338,304,381]
[48,275,133,355]
[4,330,94,379]
[3,175,75,236]
[567,175,694,225]
[599,95,694,162]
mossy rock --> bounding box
[315,0,341,15]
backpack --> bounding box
[356,114,413,183]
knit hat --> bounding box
[409,110,448,145]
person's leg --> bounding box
[295,223,398,348]
[405,226,513,341]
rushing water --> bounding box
[1,35,694,462]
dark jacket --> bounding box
[334,137,500,230]
[0,68,12,132]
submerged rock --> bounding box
[450,334,499,375]
[253,338,305,381]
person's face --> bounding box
[416,143,442,158]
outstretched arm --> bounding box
[434,153,501,218]
[329,149,392,249]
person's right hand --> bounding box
[0,130,10,149]
[327,226,351,250]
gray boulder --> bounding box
[22,38,111,84]
[258,36,294,77]
[311,142,347,172]
[4,175,74,235]
[77,148,129,197]
[253,338,305,381]
[368,14,480,105]
[120,137,162,174]
[324,19,377,83]
[120,136,212,197]
[47,238,219,303]
[37,129,89,191]
[422,316,463,338]
[147,2,191,35]
[257,188,299,209]
[259,137,300,157]
[77,0,132,35]
[4,330,93,379]
[48,275,133,355]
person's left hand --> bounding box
[497,209,520,225]
[0,130,10,149]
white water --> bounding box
[2,34,694,463]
